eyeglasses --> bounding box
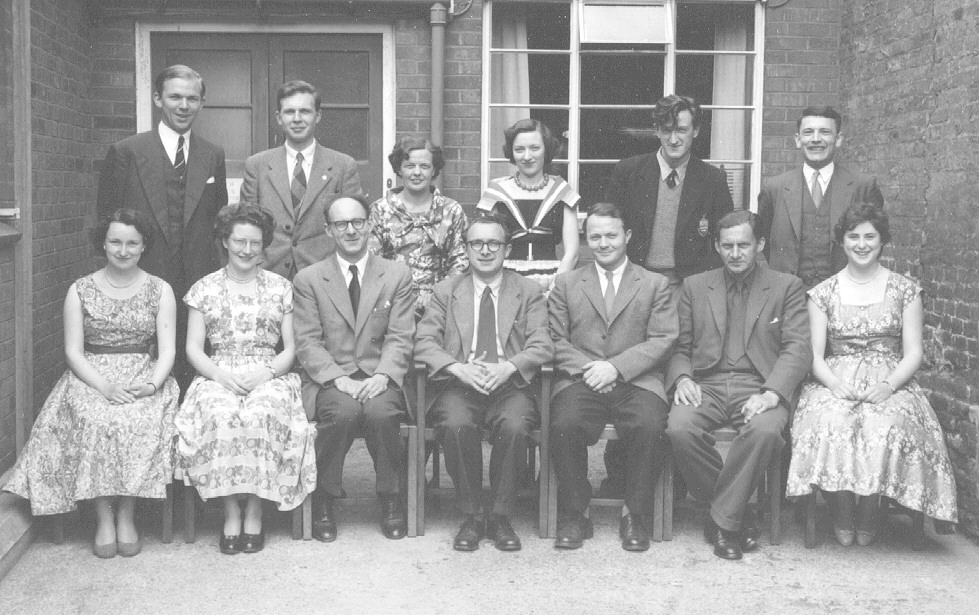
[466,240,507,253]
[328,218,367,232]
[228,237,264,250]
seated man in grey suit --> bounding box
[549,203,678,552]
[294,194,415,542]
[666,210,811,560]
[415,213,552,552]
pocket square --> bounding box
[205,176,216,184]
[769,317,780,324]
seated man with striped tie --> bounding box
[415,213,553,552]
[548,203,678,552]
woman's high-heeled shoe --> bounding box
[834,526,855,547]
[832,491,856,547]
[219,534,242,555]
[856,494,880,546]
[117,538,142,557]
[241,531,265,554]
[93,540,117,559]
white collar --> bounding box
[656,149,690,182]
[157,121,189,147]
[595,259,628,280]
[473,274,503,298]
[336,251,369,275]
[803,161,835,183]
[286,141,317,163]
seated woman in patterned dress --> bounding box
[477,118,580,291]
[368,136,469,318]
[175,204,316,555]
[787,203,957,546]
[5,209,179,559]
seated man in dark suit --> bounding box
[294,195,416,542]
[666,210,812,560]
[415,213,552,552]
[549,203,678,551]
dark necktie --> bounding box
[475,286,498,362]
[666,169,679,189]
[811,170,823,208]
[173,135,186,181]
[292,152,307,212]
[603,270,616,320]
[348,264,360,316]
[726,281,747,362]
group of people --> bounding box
[3,65,957,564]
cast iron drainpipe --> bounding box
[431,3,447,188]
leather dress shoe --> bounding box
[554,514,593,550]
[453,515,484,552]
[219,534,241,555]
[241,531,265,554]
[619,513,650,552]
[312,499,337,543]
[486,514,521,551]
[711,527,743,560]
[380,497,407,540]
[740,515,760,553]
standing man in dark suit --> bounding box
[666,210,811,560]
[293,194,415,542]
[415,213,552,552]
[96,64,228,390]
[549,203,677,552]
[602,94,734,497]
[757,106,884,288]
[240,80,363,279]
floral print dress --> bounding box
[174,269,316,510]
[5,274,179,515]
[787,272,957,522]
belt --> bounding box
[84,343,151,355]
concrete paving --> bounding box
[0,442,976,615]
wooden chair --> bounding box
[803,491,927,550]
[712,426,782,545]
[181,484,306,543]
[51,482,176,544]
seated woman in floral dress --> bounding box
[5,209,179,559]
[787,203,957,546]
[175,204,316,555]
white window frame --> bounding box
[481,0,766,210]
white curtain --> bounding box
[710,11,749,209]
[490,12,531,166]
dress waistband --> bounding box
[84,342,151,355]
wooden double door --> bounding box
[152,33,384,200]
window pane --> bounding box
[577,161,619,212]
[676,53,753,107]
[676,3,754,52]
[492,1,570,51]
[699,108,753,161]
[488,108,570,166]
[580,4,670,44]
[581,50,664,105]
[708,161,752,211]
[579,108,658,161]
[489,52,570,105]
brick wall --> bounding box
[31,0,97,405]
[839,0,979,536]
[0,0,16,474]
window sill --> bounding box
[0,222,22,248]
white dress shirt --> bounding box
[286,141,316,184]
[657,149,690,185]
[468,275,505,362]
[803,161,834,203]
[596,259,628,296]
[337,252,369,289]
[157,122,189,166]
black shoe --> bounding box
[312,498,337,543]
[453,515,484,552]
[486,514,521,552]
[619,513,651,552]
[219,534,241,555]
[380,497,407,540]
[740,514,760,553]
[711,527,744,560]
[241,531,265,554]
[555,514,593,550]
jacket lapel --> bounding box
[743,267,772,347]
[134,134,169,241]
[354,255,383,339]
[451,276,476,359]
[706,270,726,341]
[269,147,293,218]
[579,266,606,322]
[301,144,336,220]
[496,273,521,349]
[182,133,207,224]
[641,157,660,238]
[323,257,355,329]
[828,165,854,229]
[783,170,805,240]
[675,159,706,241]
[607,262,641,325]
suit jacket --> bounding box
[414,271,553,392]
[757,164,883,276]
[96,129,228,292]
[293,253,415,417]
[666,265,812,405]
[606,154,733,278]
[239,143,363,279]
[549,261,678,402]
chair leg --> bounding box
[652,462,665,542]
[51,514,65,545]
[428,441,441,490]
[161,482,174,544]
[302,495,313,540]
[911,510,926,551]
[768,459,781,545]
[804,491,818,549]
[546,454,558,539]
[183,484,196,544]
[407,427,418,538]
[537,440,548,539]
[663,459,674,541]
[291,502,303,540]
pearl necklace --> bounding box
[844,264,883,285]
[512,173,549,192]
[225,266,257,284]
[103,270,141,289]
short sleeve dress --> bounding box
[786,272,957,522]
[4,274,179,515]
[174,269,316,510]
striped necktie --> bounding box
[292,152,307,212]
[811,170,823,208]
[173,135,186,181]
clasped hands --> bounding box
[831,380,893,406]
[100,381,157,404]
[213,367,276,397]
[334,373,390,403]
[449,353,517,395]
[673,377,780,422]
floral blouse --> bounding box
[368,187,469,313]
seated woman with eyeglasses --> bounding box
[174,204,316,555]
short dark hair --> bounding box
[213,204,276,248]
[387,136,446,179]
[153,64,205,99]
[502,118,560,166]
[716,209,762,241]
[325,194,372,221]
[652,94,701,130]
[584,202,629,234]
[276,80,322,112]
[797,106,843,132]
[466,211,512,245]
[91,208,155,252]
[834,202,890,246]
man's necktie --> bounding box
[726,282,747,362]
[174,135,186,181]
[604,269,616,320]
[292,152,307,212]
[348,264,360,315]
[666,169,679,189]
[475,286,498,362]
[811,170,823,208]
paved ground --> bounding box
[1,442,976,614]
